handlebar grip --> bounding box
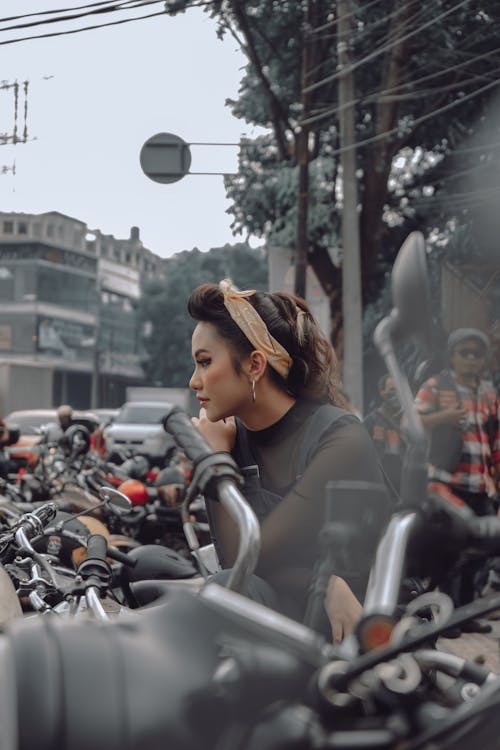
[85,534,108,562]
[162,406,213,464]
[32,502,58,527]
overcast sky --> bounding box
[0,2,265,258]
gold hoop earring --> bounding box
[251,379,256,403]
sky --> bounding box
[0,1,266,258]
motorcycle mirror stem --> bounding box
[55,487,132,530]
[374,316,429,512]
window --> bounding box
[46,224,54,238]
[3,221,13,233]
[33,223,42,238]
[18,222,28,235]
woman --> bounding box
[188,279,390,642]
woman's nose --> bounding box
[189,370,199,390]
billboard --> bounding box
[37,316,94,362]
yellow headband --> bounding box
[219,279,292,379]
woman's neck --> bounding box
[239,388,296,431]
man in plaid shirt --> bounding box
[415,327,500,611]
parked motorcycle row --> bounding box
[0,233,500,749]
[0,413,211,626]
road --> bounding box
[438,612,500,673]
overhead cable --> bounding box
[0,0,164,34]
[303,0,473,94]
[0,8,168,45]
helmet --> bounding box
[120,454,150,480]
[118,479,149,506]
[64,424,91,456]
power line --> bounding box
[326,75,500,158]
[304,0,421,85]
[301,41,500,129]
[0,8,168,46]
[303,0,473,95]
[0,0,145,24]
[0,0,164,34]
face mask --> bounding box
[385,393,401,410]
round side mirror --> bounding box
[98,487,133,513]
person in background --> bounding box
[47,405,99,454]
[187,279,391,643]
[44,404,75,444]
[363,374,405,496]
[415,327,500,620]
[57,404,74,432]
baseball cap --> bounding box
[447,327,490,353]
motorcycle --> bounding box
[1,232,500,749]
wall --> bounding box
[0,362,52,415]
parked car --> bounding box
[92,408,119,427]
[3,408,101,467]
[102,401,176,463]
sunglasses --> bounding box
[455,348,485,359]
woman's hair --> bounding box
[188,283,346,406]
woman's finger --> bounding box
[331,620,344,645]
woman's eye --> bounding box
[197,359,211,368]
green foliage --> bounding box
[226,133,339,251]
[137,243,268,387]
[168,0,500,282]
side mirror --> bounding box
[374,231,432,511]
[386,231,433,353]
[98,486,132,513]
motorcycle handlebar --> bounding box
[162,406,213,464]
[16,502,58,540]
[162,405,260,594]
[85,534,107,563]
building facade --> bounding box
[0,211,165,413]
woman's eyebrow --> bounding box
[194,348,210,357]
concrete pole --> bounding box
[337,0,364,414]
[294,0,313,301]
[90,282,101,409]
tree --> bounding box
[166,0,500,320]
[137,243,268,386]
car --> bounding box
[92,408,119,427]
[102,401,176,463]
[4,409,58,436]
[3,408,102,467]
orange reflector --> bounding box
[357,617,395,652]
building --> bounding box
[0,211,165,413]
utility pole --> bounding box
[90,281,102,409]
[294,0,313,300]
[337,0,364,414]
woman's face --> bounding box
[190,322,250,421]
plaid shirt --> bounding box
[415,371,500,494]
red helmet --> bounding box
[118,479,149,506]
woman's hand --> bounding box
[324,574,363,644]
[191,408,236,453]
